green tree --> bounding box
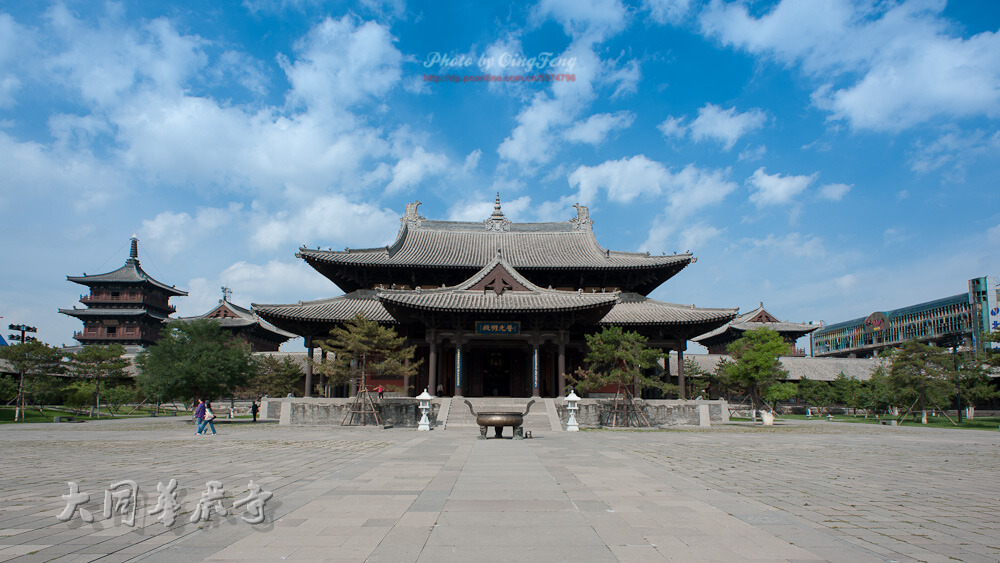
[101,384,138,415]
[315,315,420,394]
[565,326,669,395]
[135,319,257,403]
[860,363,895,416]
[796,376,832,414]
[68,344,129,418]
[723,327,790,412]
[764,381,798,404]
[950,348,997,417]
[242,355,303,398]
[682,356,710,398]
[710,357,738,400]
[831,372,864,415]
[887,339,954,422]
[64,380,97,410]
[0,341,65,421]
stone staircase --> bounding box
[443,397,553,432]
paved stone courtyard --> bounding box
[1,417,998,562]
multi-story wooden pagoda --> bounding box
[693,303,818,356]
[175,288,295,352]
[254,197,737,398]
[60,236,187,348]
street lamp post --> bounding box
[7,324,38,422]
[952,346,963,424]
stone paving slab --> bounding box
[1,417,999,561]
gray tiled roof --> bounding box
[674,353,879,382]
[176,299,296,339]
[693,303,819,342]
[253,290,396,323]
[298,201,693,271]
[67,259,187,296]
[599,293,738,326]
[376,255,619,313]
[58,307,170,321]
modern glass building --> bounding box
[810,277,999,358]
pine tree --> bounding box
[314,315,420,393]
[68,344,129,418]
[724,327,790,412]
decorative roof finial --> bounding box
[484,193,510,231]
[222,286,233,302]
[129,235,139,263]
[491,193,504,219]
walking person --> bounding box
[202,401,218,435]
[376,385,384,399]
[193,398,206,436]
[251,401,259,423]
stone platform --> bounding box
[1,417,998,562]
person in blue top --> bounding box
[201,402,218,435]
[193,399,206,435]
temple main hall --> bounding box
[254,197,737,398]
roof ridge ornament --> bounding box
[403,201,425,228]
[484,192,510,232]
[570,203,592,230]
[128,235,140,264]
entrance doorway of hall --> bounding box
[468,347,527,397]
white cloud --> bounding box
[643,0,692,25]
[658,116,687,138]
[564,111,635,144]
[701,0,1000,131]
[677,222,722,252]
[818,182,851,201]
[834,273,857,292]
[498,3,636,167]
[742,232,827,260]
[567,155,737,251]
[568,155,670,204]
[385,146,450,193]
[738,144,767,161]
[689,103,767,150]
[747,167,816,206]
[463,149,482,172]
[0,13,35,107]
[45,6,208,107]
[0,130,128,212]
[533,0,628,42]
[909,129,1000,181]
[280,16,402,115]
[988,224,1000,245]
[250,194,400,251]
[658,104,766,150]
[141,204,243,259]
[447,195,532,222]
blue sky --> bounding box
[1,0,998,352]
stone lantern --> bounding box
[565,388,580,432]
[416,388,433,431]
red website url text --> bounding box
[423,74,576,84]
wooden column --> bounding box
[557,331,567,397]
[304,335,314,398]
[427,332,438,395]
[453,333,466,398]
[319,349,327,397]
[531,337,541,398]
[403,357,411,396]
[677,345,686,400]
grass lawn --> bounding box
[774,413,1000,431]
[0,406,189,424]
